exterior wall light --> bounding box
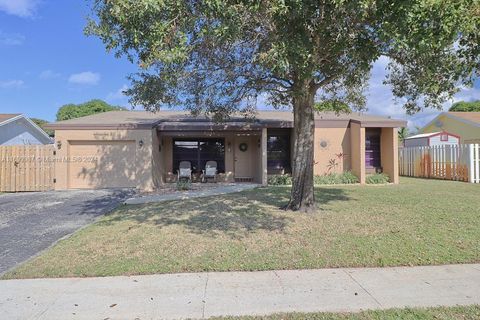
[227,141,232,152]
[56,140,62,149]
[138,140,144,148]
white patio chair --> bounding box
[202,161,217,183]
[177,161,192,181]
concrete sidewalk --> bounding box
[1,264,479,320]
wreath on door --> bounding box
[239,142,248,152]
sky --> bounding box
[1,0,479,130]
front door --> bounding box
[234,136,251,178]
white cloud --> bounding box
[451,85,480,104]
[39,69,61,80]
[0,79,24,88]
[68,71,100,85]
[0,0,39,17]
[0,30,25,45]
[365,56,480,130]
[106,84,129,102]
[366,56,440,130]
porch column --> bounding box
[350,122,366,184]
[381,127,399,184]
[261,128,268,186]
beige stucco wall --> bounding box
[313,127,351,175]
[350,123,366,184]
[54,129,155,190]
[152,130,163,187]
[380,127,399,184]
[52,123,401,190]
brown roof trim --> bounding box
[350,119,407,128]
[160,130,262,137]
[45,118,407,130]
[43,123,154,130]
[156,121,293,130]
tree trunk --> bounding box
[284,84,316,212]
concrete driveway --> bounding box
[0,189,134,275]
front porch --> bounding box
[155,129,272,185]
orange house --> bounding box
[45,110,406,190]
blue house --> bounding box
[0,114,52,145]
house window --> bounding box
[365,128,381,168]
[267,131,291,173]
[173,138,225,174]
[440,133,448,141]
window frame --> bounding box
[172,138,225,174]
[267,131,291,173]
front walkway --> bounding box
[124,183,259,205]
[1,264,479,319]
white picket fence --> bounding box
[399,144,480,183]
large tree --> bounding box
[56,99,125,121]
[31,118,54,137]
[449,100,480,112]
[87,0,479,211]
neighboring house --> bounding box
[0,114,52,146]
[45,111,406,190]
[421,112,480,144]
[403,131,460,147]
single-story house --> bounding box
[421,112,480,144]
[0,114,52,145]
[45,110,406,190]
[403,131,460,147]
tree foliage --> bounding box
[31,118,54,137]
[449,100,480,112]
[87,0,479,115]
[314,101,351,113]
[86,0,480,210]
[56,99,125,121]
[398,127,409,143]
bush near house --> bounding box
[314,172,359,185]
[176,179,192,190]
[366,173,390,184]
[267,174,293,185]
[268,172,359,185]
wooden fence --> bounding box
[399,144,480,183]
[0,145,55,192]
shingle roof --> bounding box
[0,113,21,124]
[45,110,406,129]
[448,112,480,125]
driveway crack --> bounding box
[202,273,209,319]
[344,270,382,307]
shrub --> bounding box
[314,171,359,185]
[176,179,192,190]
[267,174,292,185]
[268,172,360,185]
[366,173,390,184]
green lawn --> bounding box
[4,177,480,279]
[209,305,480,320]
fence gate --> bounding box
[399,144,480,183]
[0,145,55,192]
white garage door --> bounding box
[68,140,136,189]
